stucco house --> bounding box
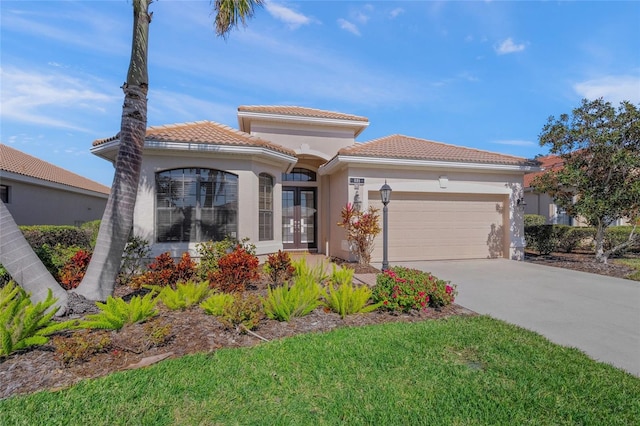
[0,143,110,226]
[524,154,629,226]
[91,106,537,262]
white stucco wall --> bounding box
[327,165,526,261]
[133,151,289,258]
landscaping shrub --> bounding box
[262,275,324,322]
[215,293,263,332]
[58,249,92,290]
[263,250,295,286]
[524,225,556,255]
[79,293,158,331]
[1,282,71,357]
[324,265,380,318]
[210,246,260,293]
[291,256,329,284]
[149,281,212,311]
[20,225,92,250]
[80,220,102,249]
[604,226,639,255]
[524,214,546,226]
[337,203,381,265]
[372,267,456,311]
[117,236,151,286]
[52,329,112,366]
[200,292,235,316]
[130,252,197,290]
[196,237,256,281]
[554,226,595,253]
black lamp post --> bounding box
[379,180,392,271]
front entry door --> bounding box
[282,187,317,250]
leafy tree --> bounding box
[531,98,640,263]
[0,0,264,309]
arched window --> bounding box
[259,173,274,241]
[282,167,316,182]
[155,168,238,243]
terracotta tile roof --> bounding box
[524,154,563,187]
[0,144,110,195]
[238,105,369,122]
[338,134,531,166]
[93,121,295,157]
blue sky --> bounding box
[2,0,639,187]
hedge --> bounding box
[525,224,638,255]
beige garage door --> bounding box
[370,192,507,262]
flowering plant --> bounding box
[337,203,381,265]
[372,266,457,311]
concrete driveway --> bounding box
[386,259,640,377]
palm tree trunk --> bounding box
[74,0,151,301]
[0,201,68,313]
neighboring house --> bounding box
[524,154,629,226]
[523,154,576,225]
[0,144,110,226]
[91,106,537,262]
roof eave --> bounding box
[0,170,110,197]
[91,139,298,167]
[237,110,370,137]
[319,155,541,175]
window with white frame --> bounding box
[259,173,274,241]
[155,168,238,243]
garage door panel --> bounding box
[370,192,506,262]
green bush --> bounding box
[80,220,102,249]
[524,225,556,255]
[324,265,380,318]
[554,226,594,253]
[20,225,92,250]
[1,282,72,357]
[149,281,212,311]
[215,293,263,332]
[200,292,235,316]
[604,226,639,255]
[524,214,546,227]
[262,275,324,322]
[78,293,158,331]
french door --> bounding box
[282,187,317,250]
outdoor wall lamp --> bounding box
[353,186,362,212]
[379,180,392,271]
[516,197,527,208]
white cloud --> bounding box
[493,139,537,147]
[573,75,640,104]
[0,67,118,131]
[337,18,361,36]
[390,8,404,19]
[264,1,311,29]
[495,37,526,55]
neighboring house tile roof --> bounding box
[238,105,369,122]
[93,121,296,157]
[338,134,531,166]
[524,154,564,187]
[0,144,110,195]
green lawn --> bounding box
[614,257,640,281]
[2,316,639,425]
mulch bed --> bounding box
[1,276,474,400]
[524,251,639,280]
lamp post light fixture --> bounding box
[379,180,392,271]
